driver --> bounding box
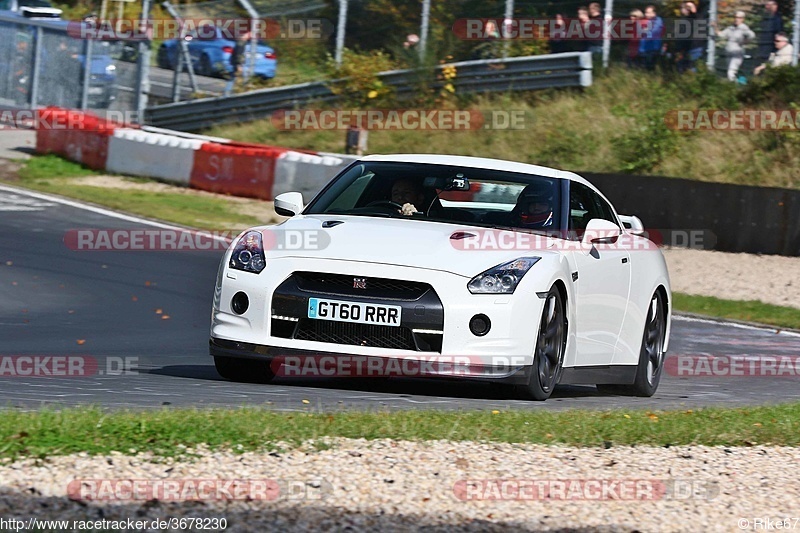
[512,182,555,229]
[391,178,425,215]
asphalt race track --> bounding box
[2,185,800,412]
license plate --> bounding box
[307,298,401,327]
[88,87,104,95]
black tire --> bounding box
[214,357,275,383]
[597,290,666,397]
[516,286,567,401]
[199,55,213,77]
[157,46,171,69]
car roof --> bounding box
[358,154,594,188]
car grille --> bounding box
[293,318,416,351]
[293,272,429,301]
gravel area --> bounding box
[662,247,800,310]
[0,439,798,532]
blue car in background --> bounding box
[157,24,277,79]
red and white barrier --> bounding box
[189,143,286,200]
[106,129,202,185]
[36,107,117,170]
[34,107,357,202]
[274,151,357,200]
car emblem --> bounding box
[353,277,367,289]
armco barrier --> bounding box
[106,129,203,185]
[584,172,800,257]
[190,143,286,200]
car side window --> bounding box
[569,183,601,236]
[593,193,619,227]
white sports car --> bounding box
[210,154,671,400]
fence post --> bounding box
[135,0,152,122]
[705,0,717,71]
[30,26,43,108]
[335,0,347,66]
[419,0,430,59]
[502,0,514,59]
[81,37,94,110]
[162,1,198,100]
[602,0,613,68]
[793,0,800,66]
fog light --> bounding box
[469,314,491,336]
[231,292,249,315]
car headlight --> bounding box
[105,64,116,72]
[229,230,266,273]
[467,257,540,294]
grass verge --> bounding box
[672,293,800,331]
[1,403,798,460]
[6,155,271,230]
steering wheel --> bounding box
[365,200,403,211]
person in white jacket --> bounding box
[754,32,795,75]
[717,11,756,81]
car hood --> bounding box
[256,215,561,278]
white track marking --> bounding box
[0,184,230,243]
[0,192,56,211]
[673,314,800,337]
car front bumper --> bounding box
[211,257,547,370]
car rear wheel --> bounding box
[199,55,213,77]
[157,46,170,69]
[597,290,666,397]
[516,286,566,401]
[214,356,275,383]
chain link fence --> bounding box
[0,11,138,115]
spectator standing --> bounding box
[587,2,604,57]
[756,1,784,64]
[683,2,706,70]
[224,28,251,97]
[627,9,644,67]
[575,7,591,52]
[754,31,793,75]
[639,5,665,70]
[715,11,755,81]
[549,14,570,54]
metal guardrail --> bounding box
[144,52,593,131]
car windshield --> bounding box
[305,161,563,232]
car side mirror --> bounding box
[582,218,621,246]
[274,192,304,217]
[618,214,646,236]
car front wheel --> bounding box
[516,286,566,401]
